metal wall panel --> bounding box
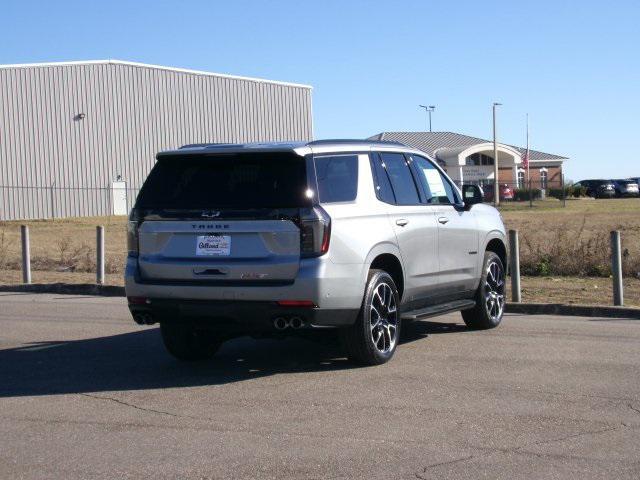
[0,61,313,220]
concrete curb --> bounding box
[1,284,639,319]
[506,302,640,319]
[0,283,126,297]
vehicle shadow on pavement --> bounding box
[401,319,469,340]
[0,319,467,398]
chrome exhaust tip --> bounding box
[290,316,304,329]
[273,317,288,330]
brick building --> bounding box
[368,131,567,189]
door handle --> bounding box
[438,217,450,225]
[395,219,409,227]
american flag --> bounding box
[522,149,529,170]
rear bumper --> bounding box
[128,298,358,331]
[124,256,365,329]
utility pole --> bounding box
[492,102,502,207]
[419,105,436,132]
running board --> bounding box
[400,299,476,320]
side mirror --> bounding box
[462,184,484,208]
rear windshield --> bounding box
[136,153,309,209]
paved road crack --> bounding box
[628,403,640,416]
[413,424,624,478]
[79,393,183,418]
[415,455,476,479]
[515,425,621,450]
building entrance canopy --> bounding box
[434,142,522,184]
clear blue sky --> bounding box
[2,0,639,180]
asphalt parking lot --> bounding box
[0,293,639,479]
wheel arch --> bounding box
[364,243,405,300]
[484,233,508,271]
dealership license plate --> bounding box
[196,235,231,256]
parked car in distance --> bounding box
[573,179,616,199]
[482,183,514,202]
[125,140,508,366]
[613,179,639,197]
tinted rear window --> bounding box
[136,153,308,209]
[379,153,421,205]
[314,155,358,203]
[370,153,396,204]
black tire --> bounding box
[160,322,223,361]
[462,251,506,330]
[340,270,401,366]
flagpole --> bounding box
[526,113,530,184]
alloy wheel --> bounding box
[484,259,505,322]
[369,282,398,354]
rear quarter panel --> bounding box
[320,153,400,296]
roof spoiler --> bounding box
[179,143,241,149]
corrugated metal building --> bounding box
[0,60,313,220]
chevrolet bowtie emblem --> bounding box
[201,210,221,218]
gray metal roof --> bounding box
[0,59,313,89]
[368,131,568,161]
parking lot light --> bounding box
[419,105,436,132]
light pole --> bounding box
[492,102,502,207]
[419,105,436,132]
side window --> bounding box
[379,153,421,205]
[540,170,548,189]
[411,155,458,205]
[369,153,395,204]
[314,154,358,203]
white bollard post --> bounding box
[21,225,31,284]
[611,231,623,306]
[509,229,521,302]
[96,226,105,285]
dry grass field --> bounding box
[1,197,639,306]
[501,197,640,277]
[0,215,127,276]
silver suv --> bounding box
[125,140,507,365]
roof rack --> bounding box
[306,139,406,147]
[175,139,409,153]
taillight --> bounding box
[299,206,331,258]
[127,209,141,257]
